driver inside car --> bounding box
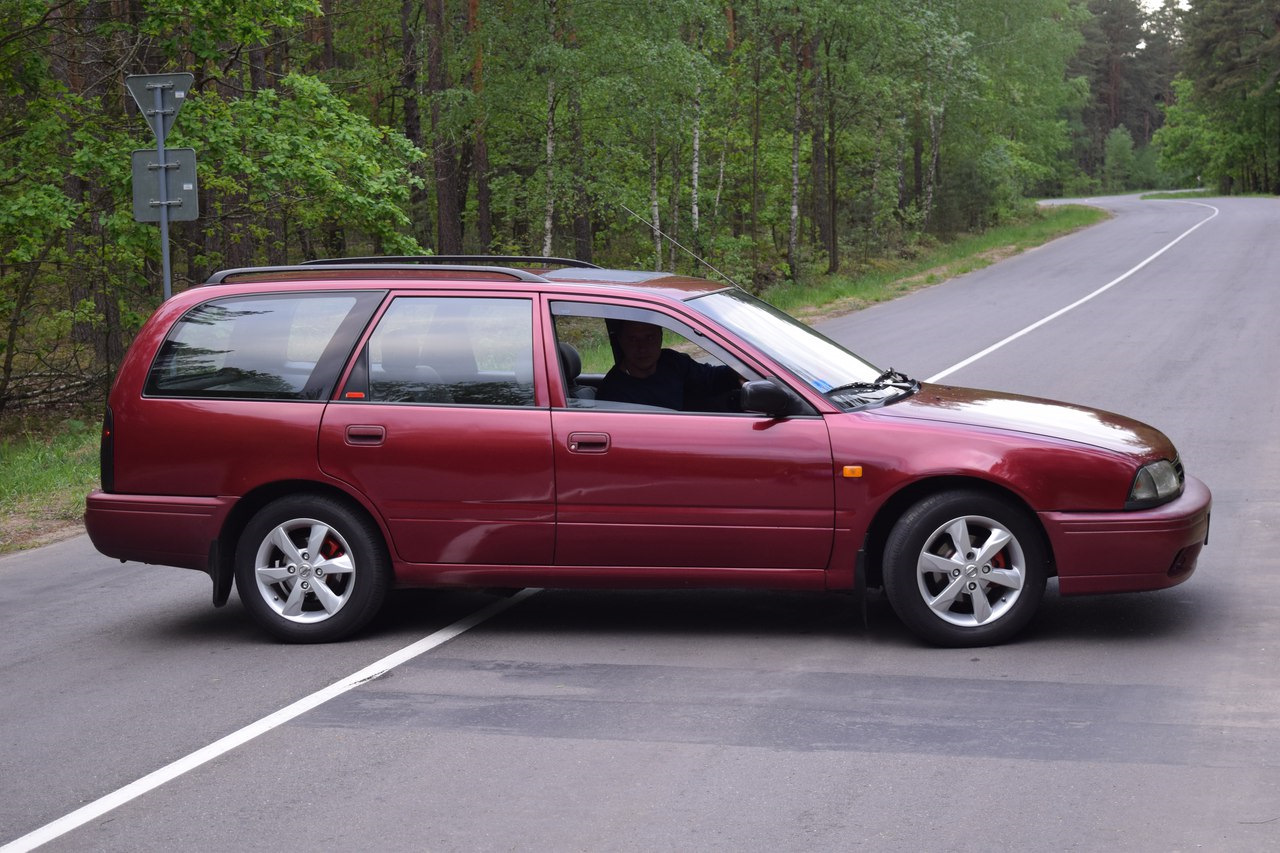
[597,319,743,411]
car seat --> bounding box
[377,329,452,403]
[558,342,596,401]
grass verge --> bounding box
[766,203,1107,320]
[0,202,1105,554]
[1,413,101,554]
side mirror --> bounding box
[739,379,794,417]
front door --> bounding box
[548,299,835,574]
[551,408,835,570]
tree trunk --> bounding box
[922,110,943,231]
[714,119,729,221]
[691,81,701,249]
[570,92,592,262]
[668,136,681,271]
[427,0,462,254]
[911,124,924,210]
[543,74,556,257]
[750,37,761,288]
[468,0,493,250]
[474,135,493,251]
[810,36,832,273]
[788,45,803,282]
[0,247,49,412]
[400,0,430,249]
[650,131,662,270]
[825,103,839,273]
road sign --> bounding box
[125,73,194,142]
[125,73,197,299]
[131,148,199,223]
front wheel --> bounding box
[234,495,390,643]
[883,491,1048,647]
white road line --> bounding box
[926,201,1220,384]
[1,588,539,853]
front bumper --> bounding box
[1040,475,1211,596]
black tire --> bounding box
[883,490,1047,647]
[234,495,390,643]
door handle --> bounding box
[567,432,610,453]
[345,425,386,446]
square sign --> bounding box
[131,148,199,222]
[125,73,194,142]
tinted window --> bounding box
[357,297,535,407]
[145,292,377,400]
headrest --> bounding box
[557,342,582,380]
[381,329,421,371]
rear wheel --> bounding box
[883,491,1047,647]
[234,495,390,643]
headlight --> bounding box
[1127,459,1183,509]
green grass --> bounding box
[1139,189,1216,200]
[0,202,1105,553]
[763,204,1108,318]
[0,416,101,553]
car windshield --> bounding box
[689,289,916,408]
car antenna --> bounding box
[618,203,742,289]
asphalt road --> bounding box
[3,194,1279,851]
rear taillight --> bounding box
[100,406,115,493]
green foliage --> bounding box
[6,0,1253,415]
[1059,0,1182,192]
[180,74,424,264]
[764,203,1108,316]
[1155,0,1280,194]
[0,416,100,551]
[138,0,322,64]
[1103,125,1136,190]
[0,1,431,412]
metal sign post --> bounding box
[127,73,196,300]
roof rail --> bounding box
[301,255,603,270]
[204,263,553,285]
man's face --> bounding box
[617,322,663,378]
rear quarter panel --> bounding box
[109,396,328,496]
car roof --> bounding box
[203,256,733,302]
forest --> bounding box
[1,0,1278,412]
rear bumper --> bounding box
[84,490,233,573]
[1040,476,1211,595]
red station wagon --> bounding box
[85,257,1212,647]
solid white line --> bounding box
[1,589,539,853]
[925,202,1219,383]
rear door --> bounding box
[319,294,555,566]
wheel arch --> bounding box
[211,480,388,607]
[859,476,1056,590]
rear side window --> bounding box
[145,292,382,400]
[350,296,536,407]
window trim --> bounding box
[339,292,543,409]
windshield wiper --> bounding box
[826,367,918,397]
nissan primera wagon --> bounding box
[85,257,1211,647]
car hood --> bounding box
[873,383,1173,458]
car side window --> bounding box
[551,302,754,413]
[144,292,380,401]
[354,296,535,407]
